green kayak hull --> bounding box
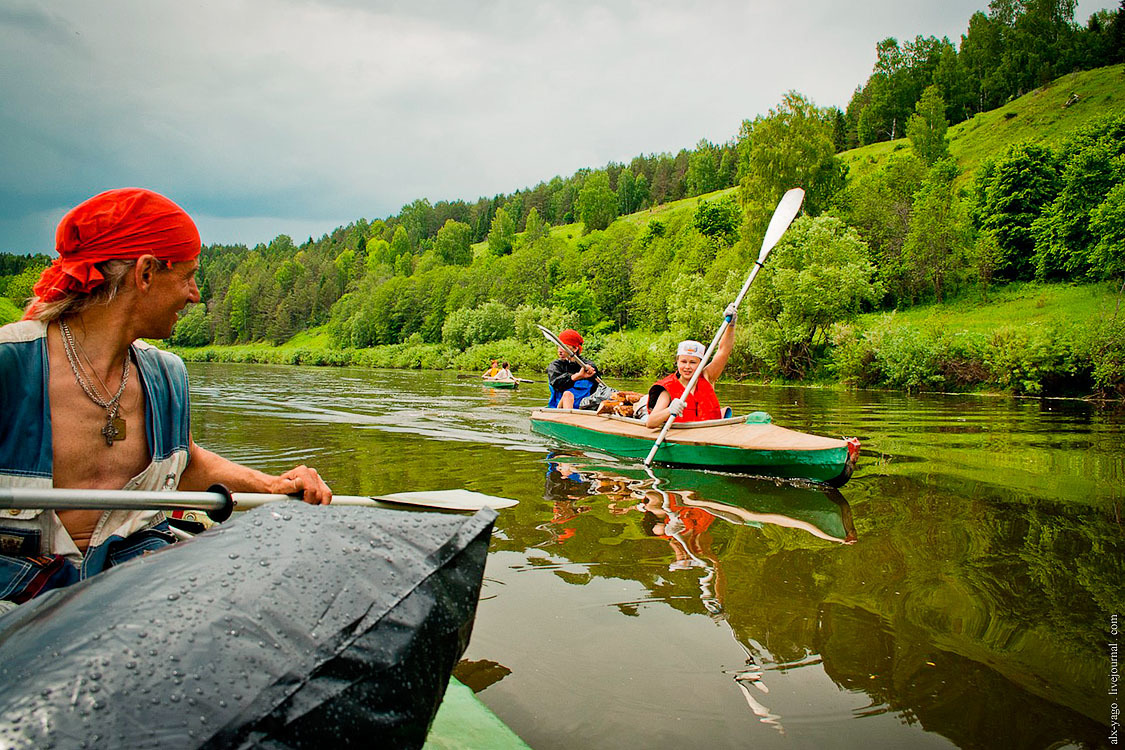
[484,379,518,389]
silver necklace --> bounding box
[58,319,130,446]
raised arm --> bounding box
[703,316,736,384]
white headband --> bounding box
[677,340,705,359]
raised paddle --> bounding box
[643,187,806,467]
[0,486,518,523]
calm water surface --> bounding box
[186,362,1123,750]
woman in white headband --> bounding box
[644,303,738,427]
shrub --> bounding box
[596,330,683,377]
[441,302,516,349]
[984,326,1080,395]
[1076,315,1125,398]
[829,321,883,387]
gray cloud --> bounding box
[0,0,1112,252]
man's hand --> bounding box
[668,398,686,417]
[574,363,596,380]
[724,303,738,324]
[275,465,333,505]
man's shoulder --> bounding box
[133,339,188,376]
[0,319,47,345]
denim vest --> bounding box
[0,320,191,602]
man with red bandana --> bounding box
[0,188,332,608]
[545,328,601,409]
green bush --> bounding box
[441,302,516,349]
[1076,315,1125,397]
[984,325,1080,395]
[0,297,22,325]
[448,338,554,373]
[596,329,683,377]
[829,321,883,387]
[874,326,948,391]
[831,315,990,392]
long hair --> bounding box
[24,259,135,322]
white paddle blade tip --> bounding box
[376,489,518,511]
[759,187,805,261]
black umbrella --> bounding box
[0,501,496,749]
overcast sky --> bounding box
[0,0,1113,254]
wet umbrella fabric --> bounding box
[0,501,497,749]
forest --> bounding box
[1,0,1123,397]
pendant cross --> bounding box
[102,418,121,446]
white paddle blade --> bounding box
[536,324,558,343]
[758,188,805,262]
[375,489,518,510]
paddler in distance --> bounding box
[0,187,332,608]
[645,303,738,427]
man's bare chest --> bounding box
[49,371,150,489]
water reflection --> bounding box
[538,453,865,735]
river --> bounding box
[186,362,1122,750]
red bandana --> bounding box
[26,188,200,317]
[558,329,584,348]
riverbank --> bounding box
[168,282,1124,399]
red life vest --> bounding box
[653,373,722,422]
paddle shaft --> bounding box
[0,487,509,521]
[643,188,805,467]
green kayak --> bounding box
[483,378,518,389]
[531,408,860,487]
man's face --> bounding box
[146,258,201,338]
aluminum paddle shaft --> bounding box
[643,187,805,467]
[0,486,517,521]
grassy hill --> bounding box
[857,281,1122,334]
[838,64,1125,186]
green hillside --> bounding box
[839,65,1125,186]
[857,281,1121,334]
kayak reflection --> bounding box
[538,453,858,732]
[542,453,857,545]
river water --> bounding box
[186,362,1122,750]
